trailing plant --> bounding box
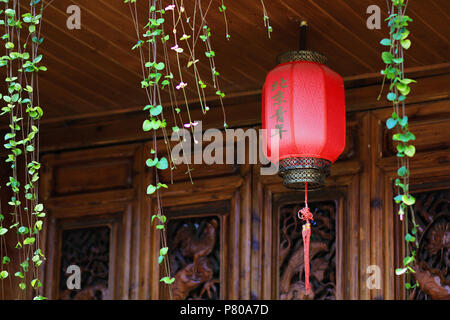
[124,0,271,297]
[379,0,419,293]
[0,0,46,300]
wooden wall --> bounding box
[1,70,449,300]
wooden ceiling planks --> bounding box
[0,0,447,124]
[344,0,446,66]
[407,1,450,61]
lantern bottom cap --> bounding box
[281,168,326,190]
[278,157,331,190]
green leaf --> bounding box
[387,92,397,102]
[23,237,35,245]
[2,256,10,265]
[393,132,415,143]
[146,157,158,167]
[381,52,394,64]
[404,145,416,157]
[160,247,168,256]
[18,226,28,234]
[399,78,416,85]
[33,54,43,64]
[155,62,165,70]
[398,116,408,127]
[403,256,413,266]
[380,38,391,46]
[405,233,416,242]
[146,184,157,195]
[19,283,26,290]
[158,255,164,264]
[143,119,152,132]
[402,194,416,206]
[31,278,42,288]
[401,30,410,40]
[405,132,416,141]
[205,51,215,58]
[156,157,168,170]
[0,270,8,279]
[150,104,163,116]
[394,194,403,204]
[386,118,397,129]
[395,268,407,276]
[5,9,16,17]
[396,82,411,96]
[0,228,7,236]
[35,220,43,231]
[397,144,406,154]
[397,166,408,177]
[160,276,175,284]
[401,39,411,49]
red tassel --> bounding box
[298,182,313,295]
[302,222,311,294]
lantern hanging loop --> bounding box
[299,20,308,51]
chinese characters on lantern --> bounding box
[270,78,288,138]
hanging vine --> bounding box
[379,0,419,293]
[124,0,271,296]
[0,0,46,300]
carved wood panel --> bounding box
[409,188,450,300]
[160,200,232,300]
[168,216,221,300]
[40,144,142,300]
[278,201,337,300]
[59,226,111,300]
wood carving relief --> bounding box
[279,201,336,300]
[168,217,221,300]
[408,189,450,300]
[59,226,110,300]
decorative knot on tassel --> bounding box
[298,206,314,223]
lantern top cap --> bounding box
[276,50,328,66]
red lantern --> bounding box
[262,51,346,186]
[262,50,346,295]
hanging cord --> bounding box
[298,182,314,295]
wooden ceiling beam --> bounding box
[4,66,445,153]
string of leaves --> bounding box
[0,0,46,300]
[378,0,419,293]
[124,0,271,298]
